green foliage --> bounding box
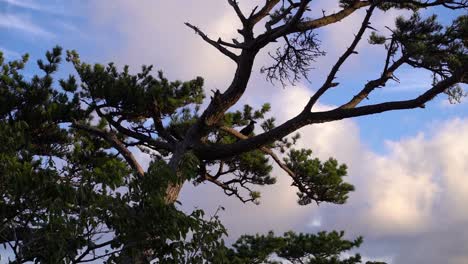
[0,46,373,262]
[223,230,384,264]
[284,149,354,205]
[66,49,205,121]
[368,32,386,45]
[0,48,225,263]
[368,13,467,102]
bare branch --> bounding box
[227,0,247,24]
[296,1,371,32]
[304,4,376,111]
[340,55,408,109]
[262,31,325,85]
[250,0,281,25]
[217,38,248,49]
[257,1,371,46]
[185,22,239,62]
[195,66,466,161]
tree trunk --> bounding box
[164,182,184,204]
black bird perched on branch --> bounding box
[239,119,256,137]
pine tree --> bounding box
[1,0,467,262]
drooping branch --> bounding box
[93,105,174,152]
[201,170,257,203]
[261,31,325,84]
[219,126,296,178]
[72,122,145,177]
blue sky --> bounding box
[1,1,468,263]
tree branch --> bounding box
[250,0,281,26]
[195,66,465,161]
[185,22,239,62]
[257,0,371,46]
[304,4,376,112]
[218,126,329,204]
[72,122,145,177]
[227,0,247,24]
[219,126,296,177]
[340,55,407,109]
[94,106,174,152]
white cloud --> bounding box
[87,0,238,90]
[1,0,45,11]
[0,0,69,15]
[0,13,54,38]
[0,46,20,59]
[178,85,468,263]
[268,86,468,263]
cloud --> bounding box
[0,46,20,59]
[87,0,238,90]
[269,86,468,263]
[177,85,468,263]
[0,0,69,15]
[0,13,54,38]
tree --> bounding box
[1,0,466,263]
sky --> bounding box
[1,0,467,263]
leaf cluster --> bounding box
[285,149,354,205]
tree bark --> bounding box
[164,183,184,204]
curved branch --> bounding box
[219,126,296,178]
[250,0,281,26]
[257,1,371,46]
[185,22,239,62]
[72,122,145,177]
[94,106,174,152]
[195,66,465,161]
[304,4,376,111]
[340,55,408,109]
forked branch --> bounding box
[72,122,145,177]
[185,22,239,62]
[304,4,376,111]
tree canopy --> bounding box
[1,0,467,263]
